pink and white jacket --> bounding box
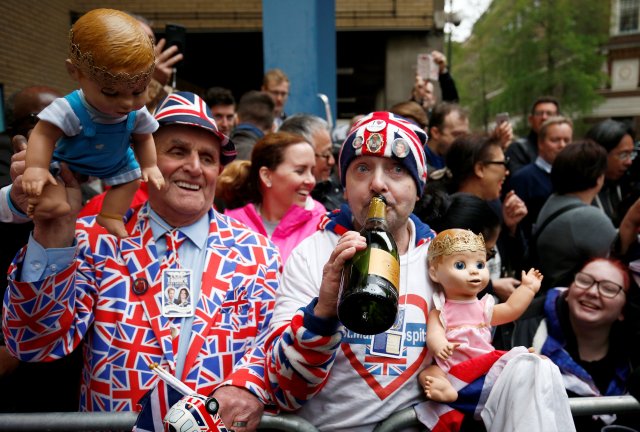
[225,199,326,263]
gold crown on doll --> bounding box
[69,31,155,89]
[428,229,486,262]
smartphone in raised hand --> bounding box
[495,112,510,125]
[165,23,186,67]
[417,53,439,82]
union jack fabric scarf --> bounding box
[318,203,436,246]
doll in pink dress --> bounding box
[419,228,543,403]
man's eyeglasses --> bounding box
[486,247,497,261]
[573,271,624,298]
[483,156,510,167]
[614,150,638,161]
[315,152,334,163]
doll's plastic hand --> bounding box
[28,162,80,220]
[520,268,543,294]
[22,167,57,197]
[436,343,459,360]
[142,166,165,190]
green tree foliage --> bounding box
[454,0,610,132]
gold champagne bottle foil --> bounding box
[368,248,400,291]
[367,196,386,219]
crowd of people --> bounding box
[1,6,640,432]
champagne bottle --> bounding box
[338,195,400,335]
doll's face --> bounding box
[429,249,490,301]
[69,62,149,117]
[67,9,154,117]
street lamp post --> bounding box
[445,0,461,73]
[447,0,454,71]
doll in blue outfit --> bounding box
[22,8,164,237]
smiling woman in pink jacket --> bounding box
[218,131,327,262]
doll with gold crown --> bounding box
[22,8,164,237]
[419,228,543,403]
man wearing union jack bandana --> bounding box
[3,91,280,431]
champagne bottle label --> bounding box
[368,248,400,291]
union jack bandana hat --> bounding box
[154,91,237,165]
[338,111,428,195]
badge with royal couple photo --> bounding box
[162,269,194,318]
[366,133,383,153]
[370,306,405,359]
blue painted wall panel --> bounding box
[262,0,336,125]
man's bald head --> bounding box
[8,86,61,137]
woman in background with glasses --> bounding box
[586,119,638,227]
[495,257,639,432]
[417,134,529,297]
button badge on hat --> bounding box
[392,138,410,158]
[366,133,383,153]
[366,119,387,132]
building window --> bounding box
[619,0,640,33]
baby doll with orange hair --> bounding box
[419,229,542,403]
[22,8,164,237]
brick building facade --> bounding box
[0,1,444,122]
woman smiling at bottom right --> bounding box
[495,257,640,431]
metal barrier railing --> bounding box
[0,396,638,432]
[0,412,320,432]
[569,395,640,416]
[373,395,640,432]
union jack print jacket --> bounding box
[2,203,281,412]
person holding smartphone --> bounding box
[130,14,185,111]
[411,50,460,119]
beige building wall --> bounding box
[385,34,446,109]
[1,1,439,113]
[1,1,76,99]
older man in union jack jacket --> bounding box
[2,92,280,431]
